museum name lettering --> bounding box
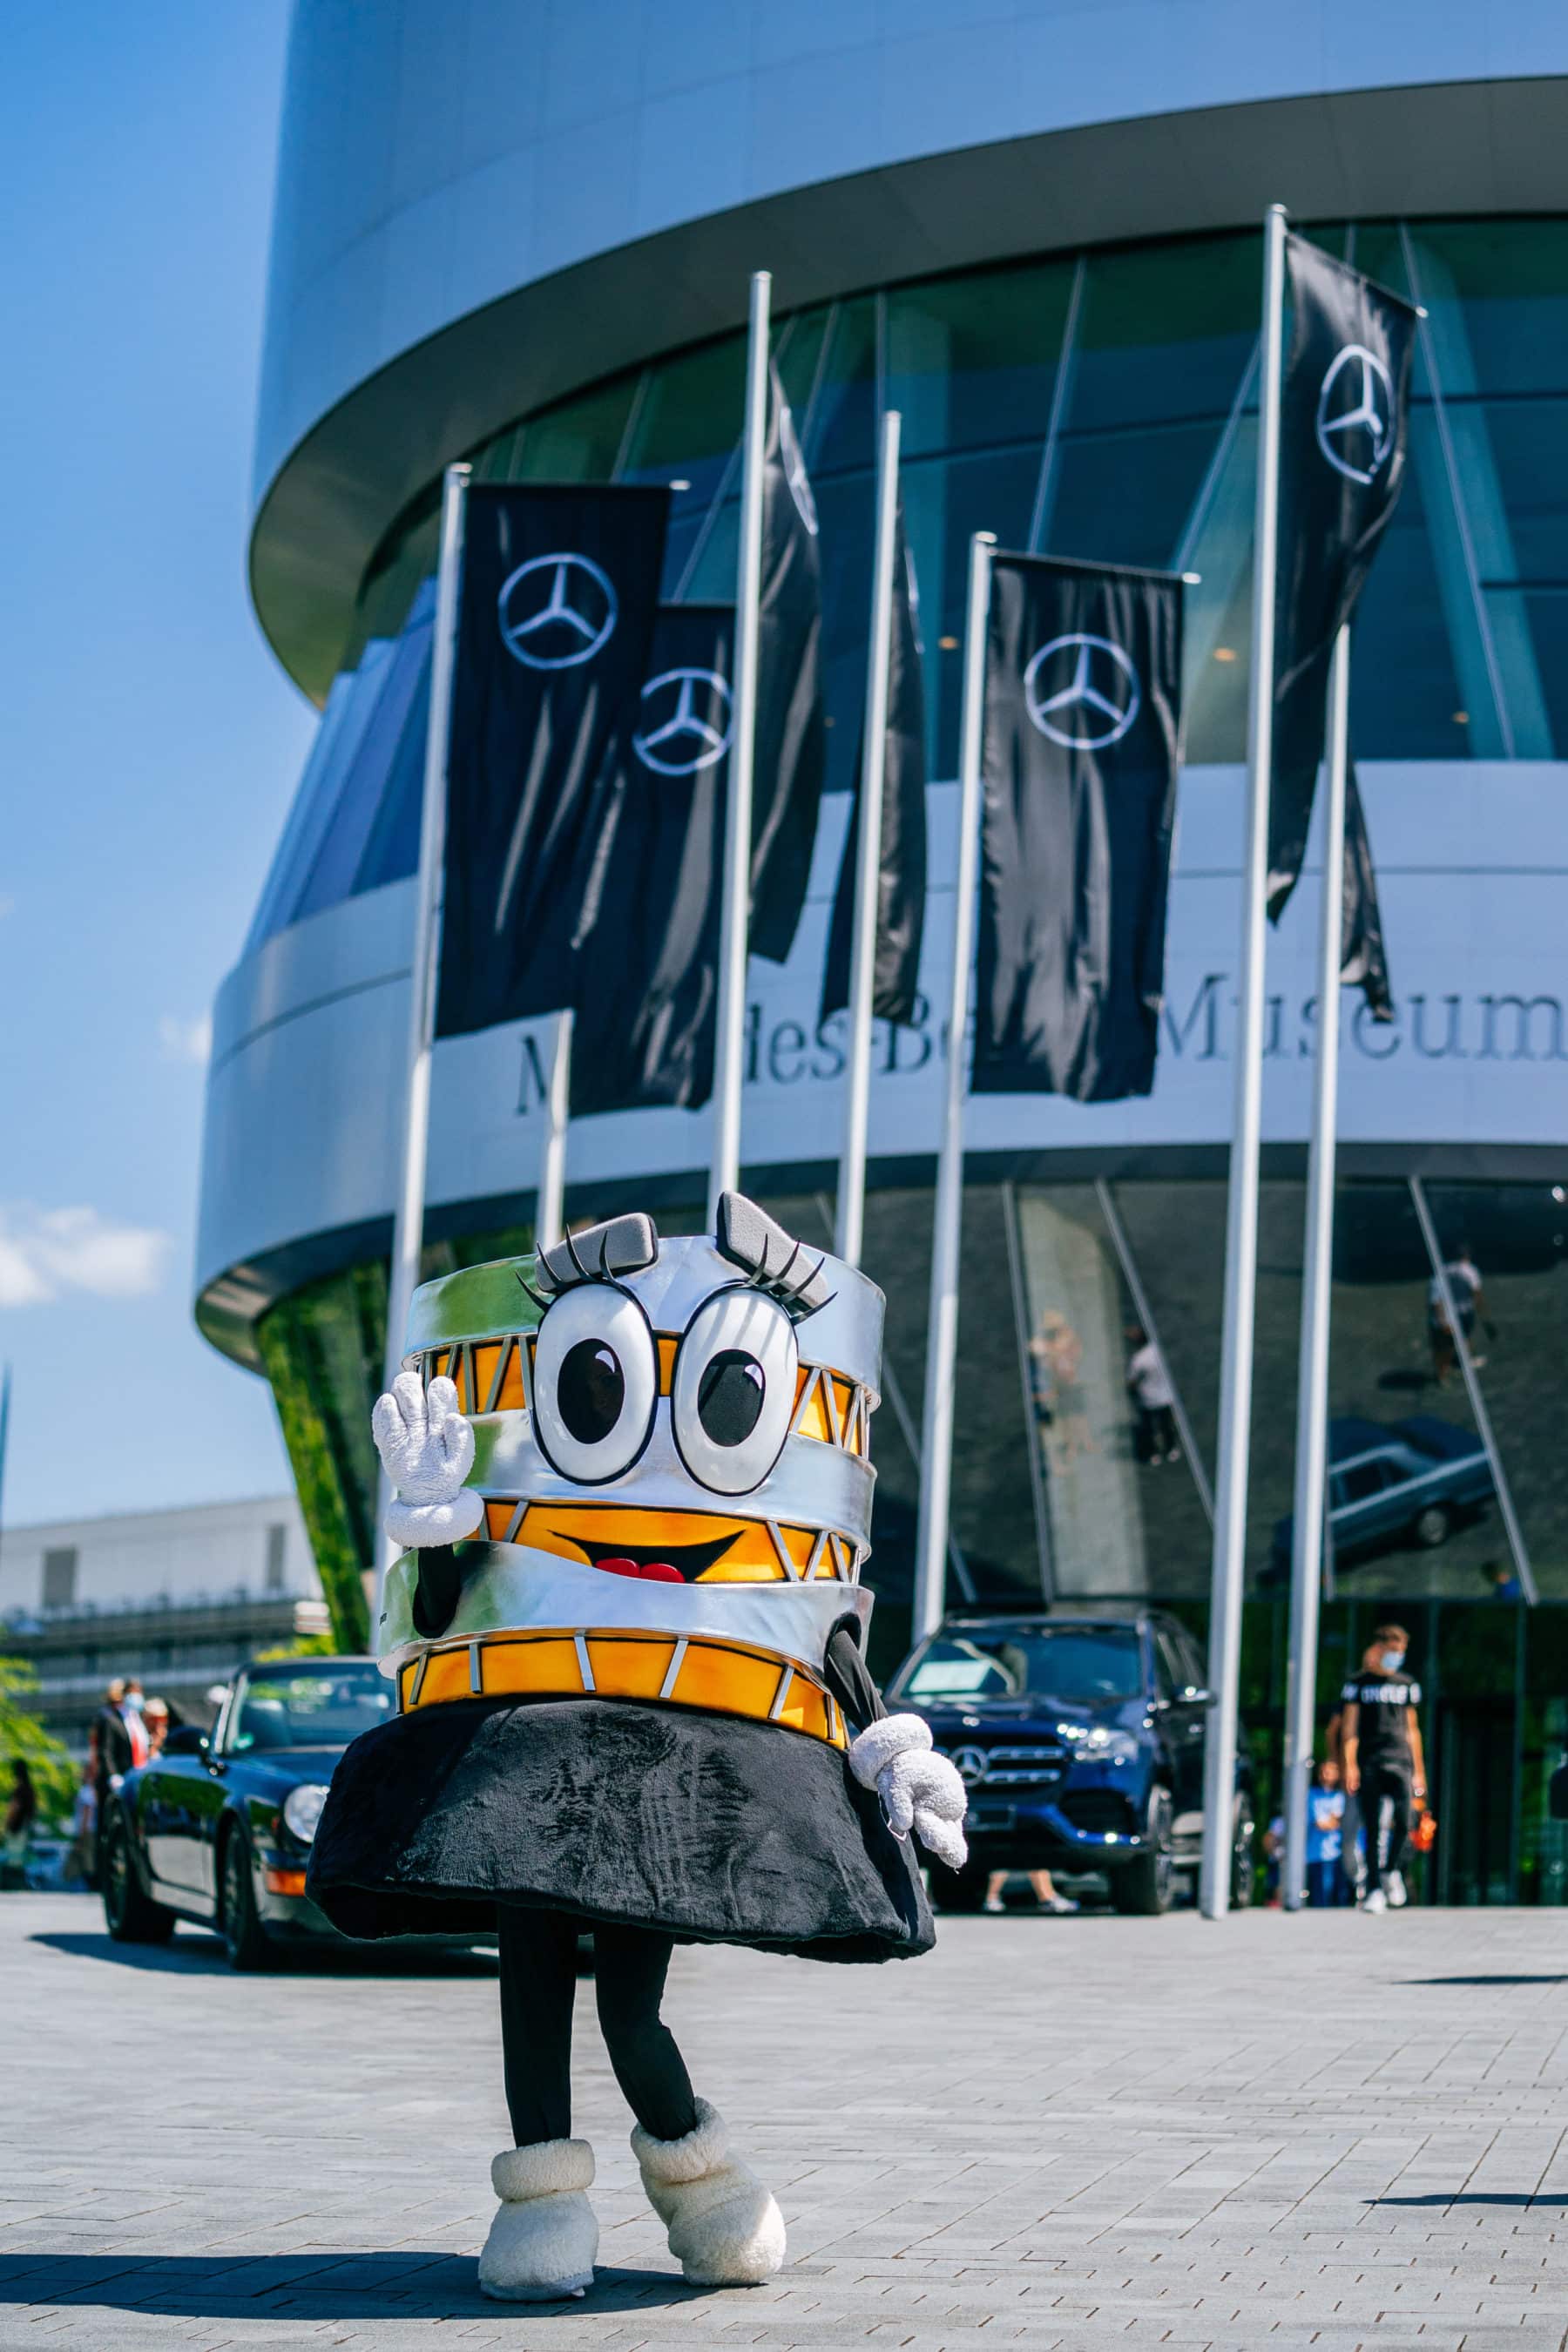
[517,980,1565,1110]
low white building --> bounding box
[1,1497,329,1748]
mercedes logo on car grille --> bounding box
[1315,343,1396,484]
[1024,633,1141,750]
[951,1745,990,1788]
[633,667,733,774]
[497,551,618,670]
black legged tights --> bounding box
[497,1905,698,2148]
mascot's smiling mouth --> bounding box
[496,1501,855,1583]
[571,1531,740,1583]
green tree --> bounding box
[0,1656,78,1827]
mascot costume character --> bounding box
[309,1194,968,2302]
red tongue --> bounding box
[597,1555,683,1584]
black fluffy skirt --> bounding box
[308,1696,934,1964]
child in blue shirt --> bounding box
[1307,1759,1349,1906]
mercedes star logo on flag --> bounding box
[497,551,618,669]
[1024,632,1142,749]
[1315,344,1396,484]
[632,666,733,774]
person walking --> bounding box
[1428,1241,1485,1387]
[1340,1625,1426,1914]
[1125,1326,1179,1465]
[983,1868,1078,1916]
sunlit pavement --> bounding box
[7,1890,1568,2349]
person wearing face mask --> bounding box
[1340,1625,1426,1914]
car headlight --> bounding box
[282,1784,330,1845]
[1058,1724,1139,1766]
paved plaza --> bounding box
[4,1892,1568,2350]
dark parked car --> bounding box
[101,1656,401,1969]
[1267,1414,1494,1580]
[888,1609,1254,1916]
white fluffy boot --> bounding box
[631,2098,785,2287]
[478,2138,598,2301]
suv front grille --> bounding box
[938,1742,1065,1789]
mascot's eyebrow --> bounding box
[714,1192,834,1321]
[518,1212,659,1310]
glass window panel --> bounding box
[1459,397,1568,585]
[620,336,744,505]
[1046,418,1217,570]
[775,305,830,419]
[1401,219,1568,397]
[1324,1183,1501,1603]
[1421,1181,1568,1598]
[886,259,1072,459]
[515,373,639,482]
[1349,445,1470,758]
[806,297,878,477]
[1064,233,1259,434]
[903,443,1040,775]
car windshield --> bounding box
[226,1663,392,1753]
[892,1625,1144,1705]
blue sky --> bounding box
[0,4,314,1526]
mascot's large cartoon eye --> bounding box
[672,1289,798,1496]
[531,1284,657,1484]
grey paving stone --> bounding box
[5,1896,1568,2349]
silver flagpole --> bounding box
[536,1008,573,1250]
[709,269,771,1224]
[835,405,902,1267]
[913,531,994,1644]
[1200,202,1287,1920]
[1282,622,1350,1914]
[377,461,470,1601]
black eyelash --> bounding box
[745,1249,835,1322]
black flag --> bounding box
[1340,761,1392,1021]
[1268,237,1417,919]
[821,498,928,1027]
[973,555,1183,1103]
[569,605,734,1116]
[435,483,669,1038]
[747,362,827,963]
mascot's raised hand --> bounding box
[372,1371,483,1548]
[847,1714,970,1873]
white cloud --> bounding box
[0,1205,172,1308]
[159,1012,213,1065]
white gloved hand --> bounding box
[847,1713,970,1873]
[372,1372,483,1548]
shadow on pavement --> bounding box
[29,1930,497,1977]
[0,2254,702,2320]
[1398,1973,1568,1987]
[30,1931,229,1973]
[1373,2193,1568,2207]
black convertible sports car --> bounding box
[101,1655,406,1969]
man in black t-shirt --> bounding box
[1341,1624,1427,1912]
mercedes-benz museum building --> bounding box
[199,3,1568,1901]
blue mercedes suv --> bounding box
[888,1608,1254,1915]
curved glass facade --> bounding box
[247,213,1568,948]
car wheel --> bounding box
[1230,1796,1256,1909]
[1112,1788,1174,1915]
[219,1827,274,1971]
[100,1810,175,1945]
[1413,1503,1452,1549]
[928,1861,990,1914]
